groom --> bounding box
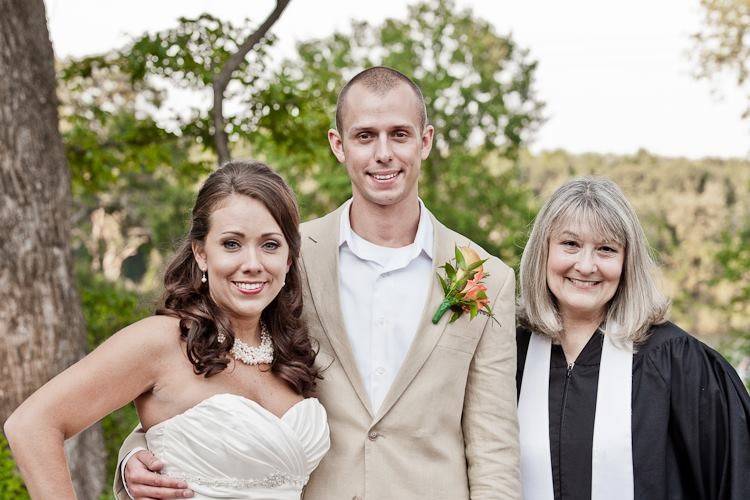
[115,67,520,499]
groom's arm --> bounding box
[113,427,146,499]
[114,427,191,499]
[462,263,521,499]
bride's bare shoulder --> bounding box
[108,314,184,354]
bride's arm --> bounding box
[3,315,176,499]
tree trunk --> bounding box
[0,0,105,497]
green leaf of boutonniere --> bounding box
[444,262,456,281]
[455,246,466,270]
[437,273,449,294]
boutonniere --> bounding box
[432,246,495,324]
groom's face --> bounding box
[328,82,434,209]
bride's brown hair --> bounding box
[157,160,318,396]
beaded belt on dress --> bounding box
[172,471,308,489]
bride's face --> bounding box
[193,194,290,331]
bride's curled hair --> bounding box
[157,160,318,396]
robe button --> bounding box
[368,430,379,441]
[353,497,362,500]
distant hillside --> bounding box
[519,149,750,343]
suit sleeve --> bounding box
[112,425,148,499]
[462,264,521,499]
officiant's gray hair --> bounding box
[335,66,428,132]
[518,177,669,344]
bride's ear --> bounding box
[192,241,207,271]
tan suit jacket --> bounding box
[114,204,520,499]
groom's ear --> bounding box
[328,128,346,163]
[191,241,207,271]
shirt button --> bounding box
[368,431,379,441]
[375,366,385,375]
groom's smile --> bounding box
[367,169,402,186]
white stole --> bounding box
[518,331,634,500]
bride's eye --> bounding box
[262,240,281,251]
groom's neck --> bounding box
[349,195,421,248]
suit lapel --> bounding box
[374,216,455,421]
[302,204,374,417]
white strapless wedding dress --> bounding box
[145,393,330,499]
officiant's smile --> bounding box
[193,193,291,329]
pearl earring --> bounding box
[201,271,207,283]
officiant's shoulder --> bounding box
[634,321,741,376]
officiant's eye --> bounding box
[356,132,373,141]
[561,240,579,249]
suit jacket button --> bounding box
[352,497,362,500]
[368,431,379,441]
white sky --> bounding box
[45,0,750,159]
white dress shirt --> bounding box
[338,198,434,412]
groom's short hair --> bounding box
[335,66,428,133]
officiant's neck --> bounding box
[559,312,603,364]
[349,195,420,248]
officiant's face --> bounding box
[546,223,624,322]
[329,82,434,209]
[194,194,291,328]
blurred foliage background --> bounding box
[2,0,749,496]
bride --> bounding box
[4,161,330,499]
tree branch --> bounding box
[211,0,291,165]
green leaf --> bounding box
[455,276,470,292]
[470,302,479,319]
[449,309,463,323]
[444,262,456,282]
[465,258,486,274]
[455,246,466,270]
[437,273,449,294]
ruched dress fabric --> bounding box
[145,393,330,499]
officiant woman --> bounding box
[515,177,750,500]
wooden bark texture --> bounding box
[0,0,105,497]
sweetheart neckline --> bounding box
[145,393,319,434]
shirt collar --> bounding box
[338,198,434,262]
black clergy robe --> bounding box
[517,321,750,500]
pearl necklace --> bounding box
[218,323,274,365]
